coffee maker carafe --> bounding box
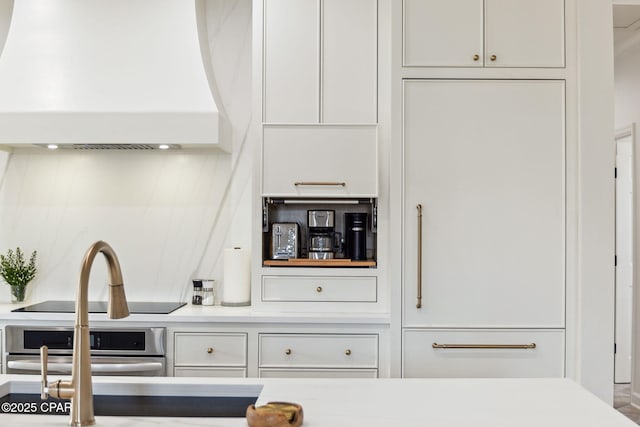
[307,210,341,260]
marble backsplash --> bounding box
[0,0,254,304]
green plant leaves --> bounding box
[0,247,37,288]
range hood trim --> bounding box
[0,111,221,149]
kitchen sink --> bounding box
[0,380,262,417]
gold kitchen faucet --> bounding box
[40,241,129,426]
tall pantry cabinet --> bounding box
[398,0,568,378]
[255,0,388,379]
[402,80,565,377]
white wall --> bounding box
[0,0,10,57]
[0,0,254,304]
[615,43,640,130]
[614,34,640,405]
[574,1,616,404]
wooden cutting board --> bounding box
[263,259,376,267]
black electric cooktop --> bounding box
[12,300,187,314]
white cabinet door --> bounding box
[259,368,378,378]
[403,0,483,67]
[485,0,564,68]
[264,0,319,123]
[174,333,247,367]
[262,276,377,302]
[403,80,565,328]
[403,329,564,378]
[259,334,379,368]
[174,367,247,378]
[403,0,564,68]
[322,0,377,122]
[262,125,378,197]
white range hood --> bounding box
[0,0,224,150]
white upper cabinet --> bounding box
[262,125,378,197]
[403,0,565,68]
[404,0,483,67]
[263,0,377,123]
[264,0,319,123]
[484,0,565,68]
[322,0,377,123]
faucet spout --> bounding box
[77,240,129,325]
[41,240,129,427]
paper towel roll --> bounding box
[222,247,251,306]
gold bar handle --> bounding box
[416,204,423,309]
[432,342,537,349]
[294,182,346,187]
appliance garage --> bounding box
[262,198,377,267]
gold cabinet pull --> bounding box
[490,54,497,61]
[285,348,292,355]
[473,54,480,61]
[432,342,536,349]
[345,349,352,356]
[316,286,323,293]
[206,347,214,354]
[416,204,423,309]
[294,181,346,187]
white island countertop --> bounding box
[0,375,635,426]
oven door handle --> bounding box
[7,360,163,373]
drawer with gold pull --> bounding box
[258,368,378,378]
[174,333,247,367]
[403,329,564,378]
[259,334,378,369]
[261,276,377,302]
[174,367,247,378]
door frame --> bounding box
[615,124,636,383]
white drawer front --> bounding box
[403,329,564,378]
[262,276,377,302]
[259,368,378,379]
[262,125,378,197]
[174,333,247,367]
[174,367,247,378]
[259,334,378,368]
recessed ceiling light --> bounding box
[47,144,58,150]
[158,144,170,150]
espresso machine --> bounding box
[307,210,341,259]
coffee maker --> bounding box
[307,210,341,259]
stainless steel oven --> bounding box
[4,326,166,376]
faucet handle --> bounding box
[40,345,49,399]
[39,345,69,400]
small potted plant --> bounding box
[0,247,37,303]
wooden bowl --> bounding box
[246,401,304,427]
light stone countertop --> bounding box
[0,302,390,325]
[0,375,635,426]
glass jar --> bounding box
[192,280,203,305]
[202,280,215,306]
